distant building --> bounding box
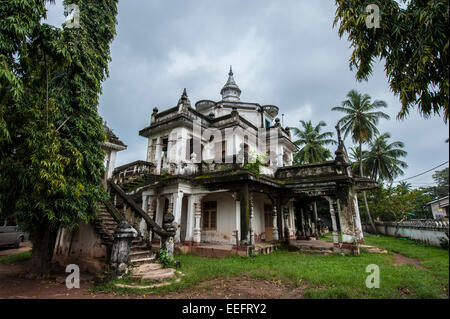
[426,195,449,220]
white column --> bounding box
[146,138,153,162]
[272,205,279,241]
[155,137,162,174]
[171,191,183,243]
[351,190,364,242]
[249,193,255,246]
[185,195,195,242]
[193,196,203,244]
[235,200,241,242]
[283,206,290,240]
[326,197,339,247]
[139,195,149,237]
[153,196,163,241]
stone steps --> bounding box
[130,263,176,282]
[130,256,156,265]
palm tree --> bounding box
[332,89,390,234]
[349,146,365,176]
[291,120,336,164]
[363,133,408,182]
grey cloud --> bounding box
[44,0,449,187]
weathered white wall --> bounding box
[201,192,238,244]
[363,221,449,247]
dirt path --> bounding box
[390,252,427,270]
[155,275,307,299]
[0,241,32,257]
[0,260,306,299]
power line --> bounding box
[394,160,449,183]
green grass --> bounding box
[93,235,449,299]
[0,250,31,264]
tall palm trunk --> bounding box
[359,141,377,234]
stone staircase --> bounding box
[93,203,118,246]
[129,237,177,283]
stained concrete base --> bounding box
[151,242,277,258]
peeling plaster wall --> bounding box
[52,223,108,274]
[201,192,238,244]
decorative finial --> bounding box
[178,88,191,109]
[229,65,233,76]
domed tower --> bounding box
[220,66,241,102]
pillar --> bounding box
[139,194,149,240]
[337,196,360,255]
[326,198,340,248]
[300,208,306,238]
[153,196,162,241]
[313,202,320,239]
[235,198,241,244]
[283,205,290,243]
[240,184,250,244]
[249,193,255,246]
[147,197,156,244]
[155,137,162,174]
[172,190,184,243]
[193,196,203,245]
[272,205,279,241]
[185,195,195,243]
[110,221,138,276]
[351,190,364,242]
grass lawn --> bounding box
[0,250,31,264]
[95,234,449,299]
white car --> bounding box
[0,221,27,248]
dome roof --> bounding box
[220,66,241,101]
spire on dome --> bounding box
[220,65,241,101]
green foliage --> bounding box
[424,167,449,199]
[363,132,408,182]
[0,250,32,264]
[244,152,267,177]
[364,183,434,221]
[0,0,119,272]
[334,0,449,121]
[333,89,390,147]
[157,249,175,268]
[291,120,336,164]
[439,237,449,250]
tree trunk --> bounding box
[29,222,53,278]
[359,142,377,234]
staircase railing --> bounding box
[107,180,175,238]
[102,198,125,223]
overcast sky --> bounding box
[45,1,449,188]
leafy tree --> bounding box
[365,183,433,222]
[332,89,390,233]
[349,146,365,175]
[0,0,119,275]
[423,167,449,199]
[363,132,408,182]
[334,0,449,121]
[291,120,336,164]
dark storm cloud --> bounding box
[45,0,448,186]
